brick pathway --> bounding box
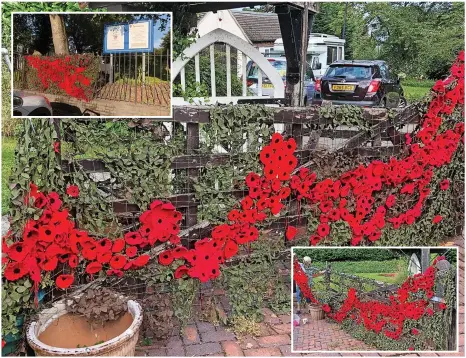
[135,236,464,357]
[135,307,294,357]
[293,316,373,352]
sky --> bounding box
[153,14,170,49]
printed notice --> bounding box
[128,22,150,49]
[106,25,125,50]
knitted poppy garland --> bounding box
[293,256,449,341]
[2,184,181,298]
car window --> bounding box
[379,64,389,80]
[326,65,372,80]
[248,60,287,79]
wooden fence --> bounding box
[57,104,420,245]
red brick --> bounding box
[257,334,291,347]
[222,341,244,356]
[183,325,200,345]
[272,323,291,335]
[185,342,223,356]
[201,330,236,343]
[238,336,259,350]
[278,314,291,324]
[243,347,282,356]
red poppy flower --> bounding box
[82,247,97,261]
[172,246,188,259]
[86,261,102,275]
[432,215,443,224]
[33,193,48,209]
[38,225,56,242]
[439,179,450,190]
[126,246,137,258]
[310,235,322,246]
[245,172,260,188]
[4,261,28,281]
[53,141,60,153]
[124,232,143,245]
[104,268,122,278]
[385,195,396,208]
[6,242,30,262]
[66,185,80,198]
[411,328,419,335]
[438,303,447,310]
[317,223,330,237]
[112,238,125,253]
[109,254,127,269]
[56,274,74,289]
[322,304,331,313]
[132,254,150,268]
[95,238,112,253]
[68,254,78,268]
[285,226,297,241]
[41,256,58,271]
[159,251,174,266]
[97,251,112,264]
[47,192,62,211]
[241,197,254,211]
[224,240,238,259]
[174,265,189,279]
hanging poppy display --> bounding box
[293,259,445,341]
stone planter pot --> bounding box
[26,299,142,356]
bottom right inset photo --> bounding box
[291,247,459,353]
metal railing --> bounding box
[13,51,171,106]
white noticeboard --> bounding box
[129,22,150,49]
[106,25,125,50]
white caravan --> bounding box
[268,33,345,77]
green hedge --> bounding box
[294,248,400,262]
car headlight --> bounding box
[13,95,23,109]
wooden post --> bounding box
[276,4,315,106]
[299,2,309,107]
[421,248,431,273]
[186,123,200,229]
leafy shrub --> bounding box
[294,248,400,262]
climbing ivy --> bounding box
[194,105,274,223]
[8,119,65,235]
[218,235,291,322]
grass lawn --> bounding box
[2,136,17,214]
[402,79,435,103]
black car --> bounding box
[312,60,406,108]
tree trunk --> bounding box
[49,14,69,55]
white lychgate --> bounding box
[172,28,285,105]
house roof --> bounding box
[231,11,281,43]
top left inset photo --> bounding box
[8,12,172,117]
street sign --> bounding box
[103,19,154,53]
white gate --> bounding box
[172,28,285,105]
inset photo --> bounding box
[291,247,458,353]
[9,12,172,117]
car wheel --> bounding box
[398,96,407,108]
[28,107,51,116]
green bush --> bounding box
[294,248,400,262]
[310,258,408,274]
